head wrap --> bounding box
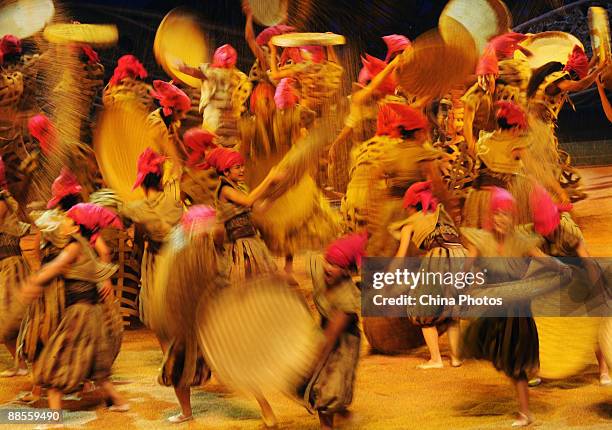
[476,48,499,76]
[403,181,438,213]
[47,168,83,209]
[79,44,100,64]
[274,78,299,109]
[383,34,411,62]
[133,147,166,190]
[109,54,148,87]
[0,35,21,64]
[205,147,245,173]
[256,24,296,46]
[151,80,191,116]
[495,101,527,130]
[66,203,124,244]
[564,45,589,79]
[530,184,572,236]
[324,232,368,270]
[212,44,237,68]
[28,114,57,156]
[184,128,217,169]
[181,205,217,234]
[486,32,529,59]
[376,103,429,137]
[280,46,324,65]
[357,53,397,95]
[484,187,516,231]
[0,156,6,190]
[250,81,276,114]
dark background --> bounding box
[60,0,611,152]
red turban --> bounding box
[476,47,499,76]
[530,184,572,236]
[133,147,166,190]
[250,81,276,114]
[383,34,411,62]
[0,156,6,190]
[376,103,428,137]
[78,44,100,64]
[66,203,124,244]
[325,232,368,270]
[151,80,191,116]
[495,101,527,130]
[487,32,529,60]
[109,54,148,87]
[274,78,299,109]
[358,54,396,95]
[280,46,324,65]
[205,147,244,173]
[181,205,217,234]
[0,35,21,64]
[28,114,57,156]
[256,24,296,46]
[403,181,438,213]
[184,128,217,169]
[212,44,238,68]
[47,168,83,209]
[564,45,589,79]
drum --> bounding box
[519,31,584,70]
[43,23,118,48]
[270,32,345,47]
[248,0,289,27]
[0,0,54,39]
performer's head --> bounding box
[184,128,217,169]
[487,187,516,235]
[403,181,438,214]
[274,78,299,110]
[280,46,324,66]
[28,114,56,156]
[563,45,589,80]
[151,80,191,121]
[0,35,22,64]
[74,43,100,65]
[205,147,245,182]
[133,147,166,192]
[66,202,124,245]
[47,168,83,210]
[212,44,238,68]
[109,54,147,87]
[358,54,396,96]
[382,34,410,62]
[376,103,429,143]
[324,232,368,285]
[485,32,529,60]
[530,184,572,237]
[495,101,527,132]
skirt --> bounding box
[461,305,539,380]
[408,245,467,327]
[0,255,28,343]
[224,236,277,283]
[34,302,115,392]
[138,245,158,329]
[17,278,65,363]
[158,333,211,388]
[101,298,124,363]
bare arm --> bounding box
[395,225,413,258]
[220,170,281,208]
[28,242,81,286]
[557,60,608,93]
[242,1,269,71]
[596,76,612,122]
[314,310,352,366]
[462,98,477,157]
[177,63,207,80]
[95,236,115,300]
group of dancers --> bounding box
[0,1,611,429]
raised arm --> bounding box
[220,168,284,208]
[596,75,612,122]
[242,1,269,71]
[395,224,413,258]
[29,242,81,286]
[557,60,609,93]
[176,62,207,80]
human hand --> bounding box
[99,281,115,300]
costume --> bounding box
[102,54,153,111]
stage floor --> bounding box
[1,166,611,429]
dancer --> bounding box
[391,181,464,368]
[102,54,152,110]
[302,233,365,430]
[22,203,128,424]
[181,127,219,206]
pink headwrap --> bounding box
[358,54,396,94]
[151,80,191,116]
[47,168,83,209]
[476,48,499,76]
[250,81,276,114]
[181,205,217,234]
[403,181,438,213]
[495,101,527,130]
[256,24,296,46]
[274,78,299,109]
[0,156,6,190]
[324,232,368,270]
[0,35,21,64]
[184,128,217,169]
[28,114,57,156]
[383,34,411,62]
[564,45,589,79]
[109,54,148,87]
[212,44,237,68]
[205,147,245,173]
[133,147,166,190]
[376,103,428,137]
[66,203,124,244]
[530,184,572,236]
[486,32,529,60]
